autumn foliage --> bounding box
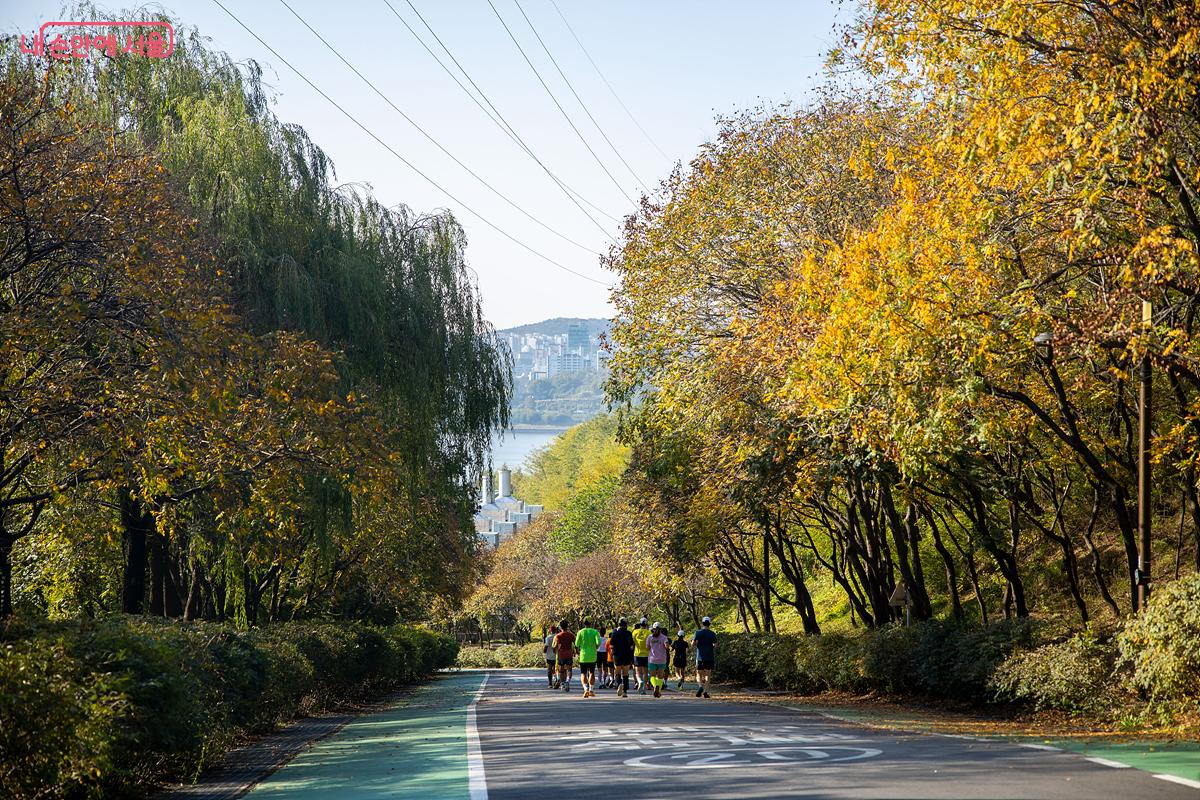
[608,1,1200,637]
[0,13,508,625]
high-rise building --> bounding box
[566,323,589,355]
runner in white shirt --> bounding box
[597,626,610,688]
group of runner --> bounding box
[543,615,717,699]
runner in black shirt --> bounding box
[670,629,688,689]
[607,617,635,697]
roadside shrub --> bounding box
[493,642,544,667]
[1117,573,1200,708]
[713,618,1039,702]
[908,618,1038,701]
[990,631,1116,714]
[860,624,921,694]
[0,617,456,799]
[456,646,502,668]
[800,632,869,694]
[0,640,125,798]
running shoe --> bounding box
[695,688,703,697]
[703,691,711,698]
[653,687,661,698]
[617,685,626,697]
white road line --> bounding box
[1020,743,1061,752]
[1154,774,1200,790]
[467,672,490,800]
[1085,756,1131,769]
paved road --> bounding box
[244,670,1199,799]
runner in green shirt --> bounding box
[574,620,601,698]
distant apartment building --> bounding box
[553,352,586,374]
[502,323,607,382]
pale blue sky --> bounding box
[8,1,844,328]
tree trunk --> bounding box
[165,549,184,618]
[924,507,963,620]
[760,522,776,633]
[184,563,203,621]
[120,491,153,614]
[0,534,13,618]
[880,480,933,620]
[148,529,166,616]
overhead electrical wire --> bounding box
[383,0,621,236]
[483,0,640,208]
[548,0,670,162]
[509,0,652,195]
[276,0,600,256]
[211,0,612,287]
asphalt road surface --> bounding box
[242,670,1199,799]
[475,671,1197,800]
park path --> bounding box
[179,669,1200,799]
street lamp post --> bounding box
[1137,300,1153,611]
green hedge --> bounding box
[712,575,1200,718]
[0,616,457,799]
[456,642,543,668]
[712,619,1037,702]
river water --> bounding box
[489,427,568,471]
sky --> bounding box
[8,1,845,328]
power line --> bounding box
[210,0,612,287]
[510,0,652,194]
[484,0,640,208]
[548,0,670,162]
[383,0,620,235]
[277,0,600,256]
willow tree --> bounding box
[4,6,510,622]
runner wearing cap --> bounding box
[671,629,689,689]
[692,616,717,698]
[632,617,651,694]
[607,617,635,697]
[646,622,671,698]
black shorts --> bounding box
[634,656,649,668]
[672,659,687,669]
[697,658,715,671]
[579,661,596,675]
[557,658,573,668]
[613,652,633,667]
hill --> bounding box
[497,317,610,338]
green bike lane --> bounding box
[244,671,487,799]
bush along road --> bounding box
[0,616,458,798]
